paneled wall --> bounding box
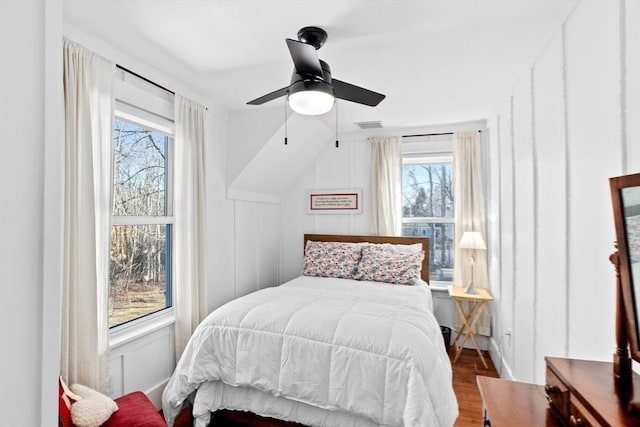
[109,325,175,406]
[280,137,372,281]
[205,198,280,308]
[233,201,280,297]
[216,135,384,326]
[487,0,640,384]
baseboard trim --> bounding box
[489,337,514,380]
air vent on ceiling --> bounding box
[354,120,383,130]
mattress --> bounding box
[162,275,457,427]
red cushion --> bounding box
[58,380,72,427]
[102,391,166,427]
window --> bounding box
[109,69,174,328]
[401,135,454,283]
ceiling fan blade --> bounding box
[247,86,289,105]
[332,79,386,106]
[286,38,323,77]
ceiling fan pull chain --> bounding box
[335,100,339,148]
[284,96,288,145]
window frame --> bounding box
[108,69,175,334]
[401,135,455,287]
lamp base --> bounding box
[464,281,479,295]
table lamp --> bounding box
[458,231,486,295]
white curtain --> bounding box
[173,95,208,358]
[453,130,490,336]
[61,39,114,391]
[371,136,402,236]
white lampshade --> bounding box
[288,90,335,115]
[458,231,486,250]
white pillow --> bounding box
[69,383,119,427]
[363,242,423,253]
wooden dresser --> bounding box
[477,375,559,426]
[545,357,640,426]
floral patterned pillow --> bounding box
[353,245,424,285]
[302,241,363,279]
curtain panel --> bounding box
[173,95,208,359]
[371,136,402,236]
[61,39,114,391]
[453,130,490,336]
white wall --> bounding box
[228,111,333,201]
[0,1,63,425]
[232,200,280,297]
[204,107,237,310]
[109,324,175,405]
[487,0,640,384]
[280,136,372,281]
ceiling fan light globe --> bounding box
[289,90,335,115]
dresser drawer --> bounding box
[569,395,599,427]
[544,357,640,426]
[545,367,569,418]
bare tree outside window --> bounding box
[109,120,172,327]
[402,162,454,282]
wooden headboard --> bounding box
[303,234,430,283]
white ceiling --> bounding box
[63,0,573,131]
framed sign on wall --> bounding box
[306,189,363,214]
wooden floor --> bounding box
[451,348,500,427]
[172,348,499,427]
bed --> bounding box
[162,234,458,427]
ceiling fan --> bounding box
[247,26,386,116]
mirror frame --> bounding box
[610,172,640,363]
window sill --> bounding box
[429,282,451,292]
[109,309,175,349]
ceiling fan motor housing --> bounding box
[289,78,333,98]
[288,60,334,115]
[297,26,328,50]
[290,59,332,86]
[290,58,333,98]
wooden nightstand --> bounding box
[448,285,492,368]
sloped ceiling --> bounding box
[63,1,575,200]
[63,0,575,131]
[228,112,334,202]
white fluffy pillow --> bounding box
[69,383,119,427]
[362,242,423,253]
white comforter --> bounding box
[162,276,458,427]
